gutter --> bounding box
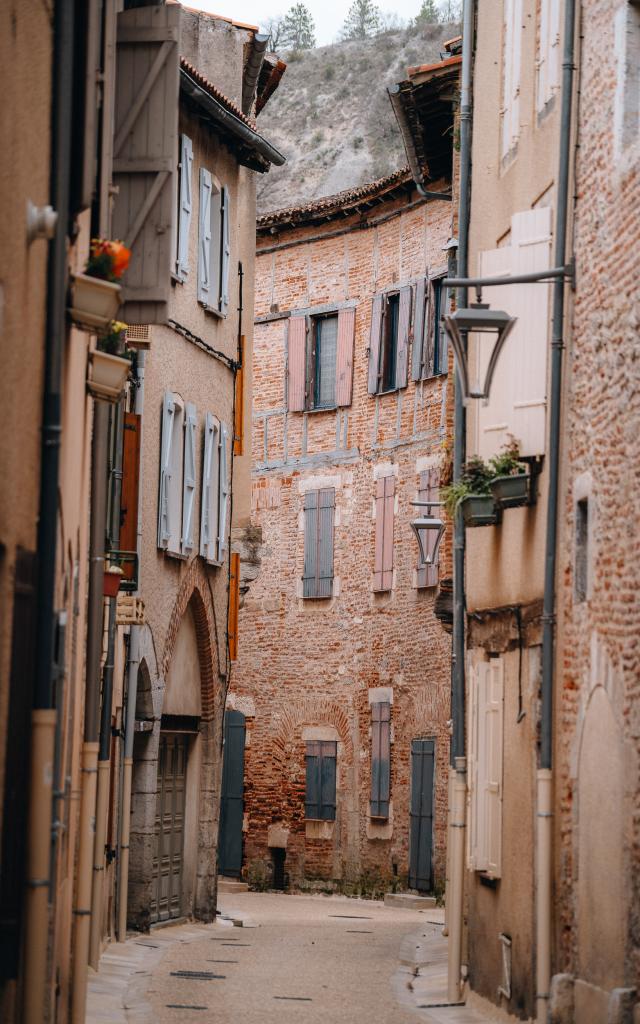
[387,84,452,201]
[180,67,285,169]
[242,33,269,114]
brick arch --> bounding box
[270,697,353,765]
[161,558,221,722]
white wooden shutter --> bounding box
[220,185,231,316]
[217,422,230,563]
[176,134,193,281]
[112,5,180,323]
[484,658,504,877]
[467,660,482,870]
[198,168,213,306]
[181,402,197,555]
[501,0,523,158]
[158,391,175,549]
[200,413,220,562]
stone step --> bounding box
[218,877,249,894]
[384,892,437,910]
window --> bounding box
[370,702,391,818]
[373,476,395,592]
[536,0,561,114]
[302,488,335,598]
[175,134,194,281]
[198,169,231,315]
[468,658,504,878]
[119,412,141,588]
[200,415,230,565]
[416,468,440,589]
[368,287,411,395]
[615,1,640,153]
[158,392,185,555]
[575,497,589,603]
[287,308,355,411]
[412,276,450,381]
[501,0,523,159]
[305,741,337,821]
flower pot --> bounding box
[69,272,121,332]
[490,473,530,509]
[103,566,124,598]
[460,493,499,527]
[87,350,130,403]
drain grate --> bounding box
[165,1005,208,1011]
[170,970,225,980]
[221,942,250,947]
[274,996,313,1002]
[346,929,373,934]
[328,914,373,920]
[210,936,237,942]
[207,959,239,964]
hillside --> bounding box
[256,22,459,215]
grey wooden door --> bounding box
[409,738,435,892]
[219,710,246,877]
[151,733,187,923]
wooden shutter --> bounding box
[305,742,321,819]
[287,316,307,412]
[220,185,231,316]
[158,391,175,548]
[368,295,384,394]
[234,336,245,455]
[228,552,240,661]
[71,0,101,213]
[176,134,193,280]
[120,412,141,582]
[423,282,437,378]
[416,468,440,589]
[306,741,337,820]
[373,476,395,592]
[411,277,428,381]
[370,702,391,818]
[395,285,412,388]
[181,402,197,555]
[198,168,213,306]
[112,5,180,323]
[484,658,504,877]
[217,423,230,563]
[303,488,335,599]
[335,307,356,407]
[200,413,220,561]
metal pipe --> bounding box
[442,266,570,289]
[70,742,99,1024]
[242,32,269,114]
[537,0,576,1019]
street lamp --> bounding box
[410,501,446,566]
[443,302,518,403]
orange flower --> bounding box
[108,240,131,279]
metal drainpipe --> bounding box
[537,1,576,1020]
[447,0,474,1005]
[22,2,74,1021]
[117,350,146,941]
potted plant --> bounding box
[69,238,130,332]
[87,320,132,402]
[103,564,124,598]
[442,456,499,527]
[489,441,530,509]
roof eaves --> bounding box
[407,54,462,80]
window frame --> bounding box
[308,312,339,412]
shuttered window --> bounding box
[536,0,561,113]
[416,468,440,589]
[368,287,411,393]
[158,391,185,555]
[181,403,197,555]
[412,277,449,380]
[287,309,356,411]
[200,413,221,563]
[373,476,395,592]
[228,552,240,661]
[198,171,230,315]
[217,423,230,563]
[468,659,504,877]
[302,488,335,598]
[305,741,337,821]
[501,0,523,159]
[119,412,141,586]
[175,134,193,281]
[370,702,391,818]
[112,5,180,324]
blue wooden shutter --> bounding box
[176,134,193,281]
[412,277,428,381]
[416,468,440,588]
[220,185,231,316]
[305,741,321,819]
[370,702,391,818]
[368,295,383,394]
[320,741,337,821]
[395,285,412,388]
[303,489,334,598]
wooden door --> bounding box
[150,733,187,923]
[218,711,245,877]
[409,738,435,892]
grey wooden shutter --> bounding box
[335,307,356,407]
[220,185,231,316]
[305,742,321,819]
[200,414,220,561]
[181,402,197,555]
[412,277,428,381]
[217,422,230,562]
[112,5,180,324]
[416,468,440,588]
[176,134,193,281]
[158,391,175,548]
[303,488,335,598]
[198,168,213,306]
[287,316,307,411]
[423,280,437,378]
[395,285,412,388]
[370,702,391,818]
[320,741,337,820]
[368,295,384,394]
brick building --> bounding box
[226,147,457,891]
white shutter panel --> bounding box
[467,661,480,870]
[181,402,197,555]
[511,0,523,152]
[176,134,193,280]
[200,414,220,562]
[198,168,212,306]
[158,391,175,548]
[217,423,230,562]
[484,658,504,877]
[220,185,231,316]
[475,662,490,871]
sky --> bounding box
[190,0,428,47]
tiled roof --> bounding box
[180,58,256,129]
[407,54,462,79]
[257,167,415,230]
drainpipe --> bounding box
[537,1,576,1020]
[447,0,474,1004]
[22,2,74,1021]
[117,350,146,941]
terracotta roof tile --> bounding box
[407,54,462,78]
[180,57,256,129]
[167,1,258,33]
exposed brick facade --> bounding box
[229,182,454,891]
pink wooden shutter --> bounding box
[395,285,412,388]
[335,307,356,407]
[368,295,383,394]
[374,476,395,592]
[416,468,440,588]
[287,316,307,411]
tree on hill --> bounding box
[415,0,440,24]
[340,0,381,40]
[264,14,286,51]
[281,3,316,52]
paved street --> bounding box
[87,892,493,1024]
